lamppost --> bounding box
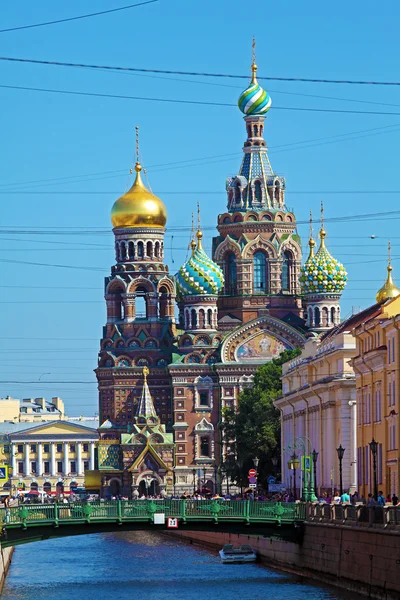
[192,468,196,495]
[253,456,259,498]
[288,452,300,501]
[336,444,345,496]
[369,438,378,501]
[312,449,319,497]
[213,463,218,495]
[237,458,243,496]
[271,455,278,476]
[285,436,317,501]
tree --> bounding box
[221,348,301,490]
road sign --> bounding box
[167,517,179,528]
[248,469,256,477]
[248,483,257,489]
[267,476,276,484]
[248,476,257,484]
[268,483,286,492]
[0,466,8,483]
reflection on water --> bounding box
[2,532,349,600]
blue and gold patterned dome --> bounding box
[238,63,272,116]
[300,230,347,295]
[176,231,224,296]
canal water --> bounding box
[2,532,350,599]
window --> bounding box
[389,423,397,450]
[57,461,63,473]
[388,376,392,406]
[30,444,36,453]
[17,444,23,454]
[69,444,76,453]
[199,392,209,407]
[392,336,396,363]
[31,461,37,474]
[83,443,89,452]
[43,444,50,453]
[200,436,210,457]
[56,443,62,453]
[225,252,237,294]
[375,387,381,422]
[378,443,383,485]
[44,461,50,474]
[18,462,23,474]
[254,181,262,203]
[70,461,76,474]
[254,251,268,293]
[84,461,89,471]
[393,380,396,406]
[281,250,292,292]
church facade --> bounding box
[95,57,347,497]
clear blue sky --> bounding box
[1,0,400,415]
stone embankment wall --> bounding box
[0,545,13,594]
[168,523,400,600]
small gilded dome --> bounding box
[376,265,400,303]
[300,230,347,295]
[111,163,167,229]
[238,63,272,116]
[176,231,224,296]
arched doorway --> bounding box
[43,482,51,493]
[109,478,121,497]
[30,481,38,491]
[56,482,64,495]
[138,477,160,497]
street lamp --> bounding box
[369,438,378,501]
[312,450,319,496]
[237,458,243,496]
[288,452,300,501]
[192,468,196,495]
[271,455,278,475]
[213,463,218,495]
[336,444,345,496]
[285,436,317,501]
[253,457,259,498]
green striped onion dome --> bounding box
[300,232,347,294]
[176,233,224,296]
[238,65,272,116]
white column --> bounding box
[50,443,56,476]
[37,442,43,476]
[349,398,358,493]
[63,442,69,475]
[77,442,83,475]
[89,442,95,470]
[24,443,29,475]
[11,443,17,476]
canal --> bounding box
[2,532,351,599]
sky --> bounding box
[1,0,400,415]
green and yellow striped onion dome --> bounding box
[300,231,347,294]
[176,232,224,296]
[238,63,272,116]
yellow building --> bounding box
[351,255,400,498]
[277,309,371,496]
[0,420,98,494]
[0,396,65,423]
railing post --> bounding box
[53,502,59,527]
[181,500,186,523]
[245,500,250,523]
[117,500,122,523]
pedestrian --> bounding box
[377,491,386,506]
[392,493,399,506]
[340,490,350,504]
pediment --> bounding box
[221,315,306,363]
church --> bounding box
[95,54,348,497]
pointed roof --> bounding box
[128,444,171,472]
[376,241,400,304]
[136,366,157,418]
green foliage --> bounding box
[221,348,301,487]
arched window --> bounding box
[314,307,321,327]
[191,308,197,329]
[135,288,147,318]
[128,241,134,259]
[281,250,292,292]
[159,286,168,318]
[120,242,126,260]
[154,242,160,258]
[235,181,241,204]
[199,309,205,329]
[322,307,329,327]
[207,308,213,327]
[200,436,210,457]
[254,181,262,203]
[331,306,336,325]
[137,241,144,258]
[225,252,237,294]
[254,251,268,293]
[146,241,152,258]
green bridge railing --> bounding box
[1,500,306,530]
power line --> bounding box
[4,82,400,117]
[3,56,400,87]
[0,1,159,34]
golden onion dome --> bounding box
[111,162,167,229]
[376,265,400,303]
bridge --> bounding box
[0,499,306,548]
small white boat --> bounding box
[219,544,257,564]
